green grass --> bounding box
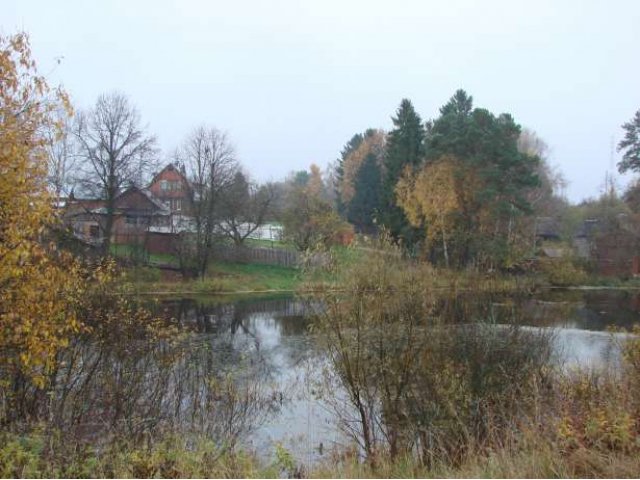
[241,238,295,250]
[123,260,301,295]
[209,261,300,291]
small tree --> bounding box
[75,92,157,256]
[282,166,351,251]
[46,105,76,199]
[217,172,277,246]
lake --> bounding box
[147,289,640,465]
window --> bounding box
[160,180,168,191]
[125,216,149,226]
[175,199,182,211]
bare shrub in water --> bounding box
[313,238,554,467]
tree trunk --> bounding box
[442,227,449,269]
[103,198,114,257]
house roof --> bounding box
[139,187,171,212]
[150,163,188,186]
[85,187,170,216]
[575,219,600,238]
[536,217,560,238]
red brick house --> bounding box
[148,163,192,215]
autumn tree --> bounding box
[75,92,157,256]
[306,163,326,199]
[175,126,239,278]
[217,171,277,246]
[396,157,466,267]
[282,165,352,251]
[617,108,640,173]
[379,99,425,242]
[0,32,85,386]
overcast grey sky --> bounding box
[4,0,640,202]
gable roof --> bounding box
[536,217,560,238]
[113,186,170,214]
[150,163,188,186]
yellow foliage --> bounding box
[0,33,81,386]
[396,155,477,265]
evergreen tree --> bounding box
[347,152,382,232]
[379,99,425,242]
[335,133,364,215]
[617,109,640,173]
[423,89,540,266]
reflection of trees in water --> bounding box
[42,332,281,451]
[3,296,317,452]
[158,297,315,375]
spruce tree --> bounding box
[335,133,364,215]
[347,152,382,232]
[379,99,425,242]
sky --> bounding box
[4,0,640,203]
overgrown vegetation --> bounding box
[305,241,640,477]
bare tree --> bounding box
[46,105,76,200]
[74,92,157,255]
[218,171,277,246]
[176,126,238,278]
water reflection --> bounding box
[63,292,640,457]
[4,290,638,466]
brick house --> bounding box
[65,164,193,248]
[110,186,171,247]
[147,163,192,215]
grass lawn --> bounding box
[117,240,373,295]
[208,261,300,291]
[123,260,301,295]
[237,238,296,250]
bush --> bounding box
[537,256,588,286]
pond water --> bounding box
[150,289,640,465]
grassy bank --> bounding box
[123,261,302,295]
